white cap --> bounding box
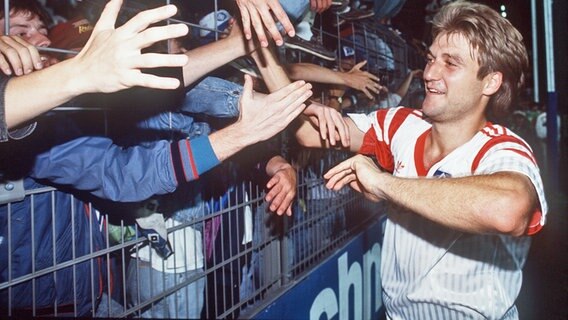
[199,10,231,38]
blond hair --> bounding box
[432,1,529,119]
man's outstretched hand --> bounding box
[73,0,189,94]
[235,0,295,47]
[303,102,350,148]
[324,154,385,202]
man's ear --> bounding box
[482,72,503,96]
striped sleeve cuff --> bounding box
[171,135,220,183]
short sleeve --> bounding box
[475,142,548,234]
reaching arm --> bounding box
[4,0,189,129]
[181,17,264,87]
[395,69,422,98]
[182,23,251,86]
[209,75,312,161]
[250,44,352,147]
[31,75,310,201]
[31,135,217,202]
[325,154,540,236]
[294,115,364,152]
[286,61,382,99]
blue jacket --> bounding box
[0,178,107,316]
[0,77,242,316]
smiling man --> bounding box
[293,1,548,318]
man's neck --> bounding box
[424,115,487,167]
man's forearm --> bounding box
[376,172,536,236]
[286,63,346,86]
[208,124,252,162]
[251,46,292,91]
[183,34,250,87]
[5,59,86,128]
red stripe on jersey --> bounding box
[503,148,537,164]
[526,209,543,235]
[185,139,199,179]
[414,129,430,177]
[358,108,424,174]
[471,134,536,173]
[387,108,416,143]
[360,128,394,172]
[358,109,394,172]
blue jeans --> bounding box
[279,0,310,25]
[180,76,241,118]
[126,260,205,319]
[137,76,242,137]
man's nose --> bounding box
[423,62,441,82]
[28,32,51,47]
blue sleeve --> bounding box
[30,135,220,202]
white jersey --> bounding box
[348,107,548,319]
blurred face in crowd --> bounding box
[339,57,355,72]
[0,9,51,47]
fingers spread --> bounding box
[93,0,123,33]
[237,4,253,39]
[270,3,295,37]
[353,60,367,70]
[369,73,381,82]
[363,88,373,99]
[245,2,268,47]
[135,24,189,49]
[257,7,282,46]
[120,4,178,35]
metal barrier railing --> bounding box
[0,152,382,318]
